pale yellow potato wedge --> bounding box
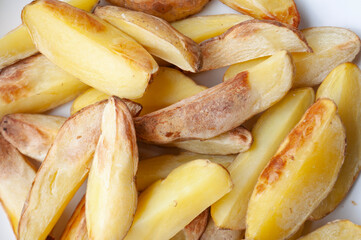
[171,210,209,240]
[0,0,99,69]
[60,197,87,240]
[200,219,243,240]
[95,6,202,72]
[200,19,310,71]
[22,0,158,99]
[18,100,106,240]
[0,114,66,162]
[219,0,300,27]
[71,67,207,115]
[171,14,253,43]
[169,126,253,155]
[137,153,235,191]
[224,27,361,87]
[135,51,293,144]
[123,160,233,240]
[310,63,361,220]
[246,99,346,240]
[299,220,361,240]
[0,54,88,119]
[211,88,314,230]
[0,135,36,236]
[86,97,138,240]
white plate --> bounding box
[0,0,361,239]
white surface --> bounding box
[0,0,361,239]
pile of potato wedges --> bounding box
[1,0,361,239]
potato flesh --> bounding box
[219,0,299,27]
[135,51,293,143]
[311,63,361,220]
[299,220,361,240]
[0,54,88,119]
[246,99,346,240]
[18,101,106,240]
[22,0,158,99]
[0,136,36,235]
[171,14,253,43]
[123,160,233,240]
[0,0,98,69]
[211,88,314,230]
[95,6,201,72]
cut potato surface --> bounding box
[246,99,346,240]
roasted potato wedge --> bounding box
[18,100,106,240]
[171,14,252,43]
[22,0,158,99]
[299,220,361,240]
[106,0,210,22]
[71,67,207,115]
[171,210,209,240]
[135,50,293,144]
[200,19,310,71]
[0,54,88,119]
[246,99,346,240]
[86,97,138,240]
[95,6,202,72]
[219,0,299,27]
[200,218,243,240]
[0,135,36,236]
[123,160,232,240]
[0,0,99,69]
[310,63,361,220]
[211,88,314,230]
[60,197,87,240]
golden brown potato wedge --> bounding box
[60,197,87,240]
[171,210,209,240]
[219,0,300,27]
[123,160,232,240]
[169,126,253,155]
[171,14,253,43]
[0,135,36,236]
[0,114,66,162]
[137,153,235,191]
[18,100,106,240]
[200,219,243,240]
[0,54,88,119]
[86,97,138,240]
[211,88,314,230]
[106,0,210,22]
[310,63,361,220]
[95,6,202,72]
[22,0,158,99]
[200,19,310,71]
[135,50,293,144]
[0,0,99,69]
[246,99,346,240]
[299,220,361,240]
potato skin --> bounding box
[107,0,210,22]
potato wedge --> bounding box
[171,14,253,43]
[211,88,314,230]
[137,153,235,191]
[95,6,202,72]
[123,159,232,240]
[299,220,361,240]
[169,126,253,155]
[0,54,88,119]
[219,0,299,27]
[22,0,158,99]
[200,219,243,240]
[171,210,209,240]
[0,135,36,236]
[310,63,361,220]
[246,99,346,240]
[106,0,209,22]
[0,114,66,162]
[86,97,138,240]
[135,50,293,144]
[60,197,87,240]
[0,0,99,69]
[18,100,106,240]
[200,19,310,71]
[71,67,207,115]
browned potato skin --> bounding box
[181,209,209,240]
[60,197,87,240]
[200,218,243,240]
[107,0,210,22]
